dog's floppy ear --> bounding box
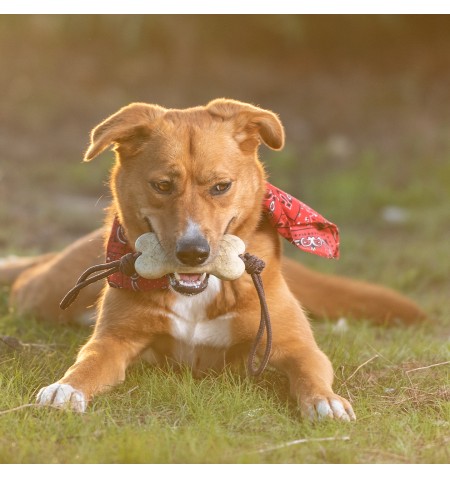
[207,98,285,152]
[84,103,166,161]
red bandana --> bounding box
[106,221,170,291]
[263,183,339,259]
[106,182,339,290]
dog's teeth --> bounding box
[174,272,181,281]
[200,273,206,281]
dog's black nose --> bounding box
[176,239,210,266]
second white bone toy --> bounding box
[134,233,246,281]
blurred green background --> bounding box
[0,15,449,315]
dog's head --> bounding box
[84,99,284,295]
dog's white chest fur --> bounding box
[167,276,234,368]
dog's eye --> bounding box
[150,181,173,194]
[210,182,232,196]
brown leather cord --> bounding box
[59,251,272,376]
[239,253,272,377]
[59,252,141,310]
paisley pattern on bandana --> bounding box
[105,182,340,290]
[263,183,340,259]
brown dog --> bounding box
[0,99,427,420]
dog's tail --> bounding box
[282,257,427,325]
[0,253,57,286]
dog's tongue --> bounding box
[179,273,202,282]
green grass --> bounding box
[0,297,448,464]
[0,149,449,464]
[1,15,449,464]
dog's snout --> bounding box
[176,238,210,266]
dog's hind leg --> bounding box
[9,229,105,325]
[0,253,56,286]
[282,257,427,325]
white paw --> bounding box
[36,382,86,413]
[303,396,356,422]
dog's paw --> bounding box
[301,394,356,422]
[36,382,86,413]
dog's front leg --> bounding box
[267,298,356,421]
[36,332,145,412]
[36,288,151,412]
[273,342,356,421]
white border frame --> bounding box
[2,1,450,15]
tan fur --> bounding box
[282,258,427,325]
[2,99,427,419]
[10,230,104,325]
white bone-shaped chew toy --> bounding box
[134,233,246,281]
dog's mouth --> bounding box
[168,272,210,296]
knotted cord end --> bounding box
[60,252,141,310]
[118,252,141,277]
[240,253,265,275]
